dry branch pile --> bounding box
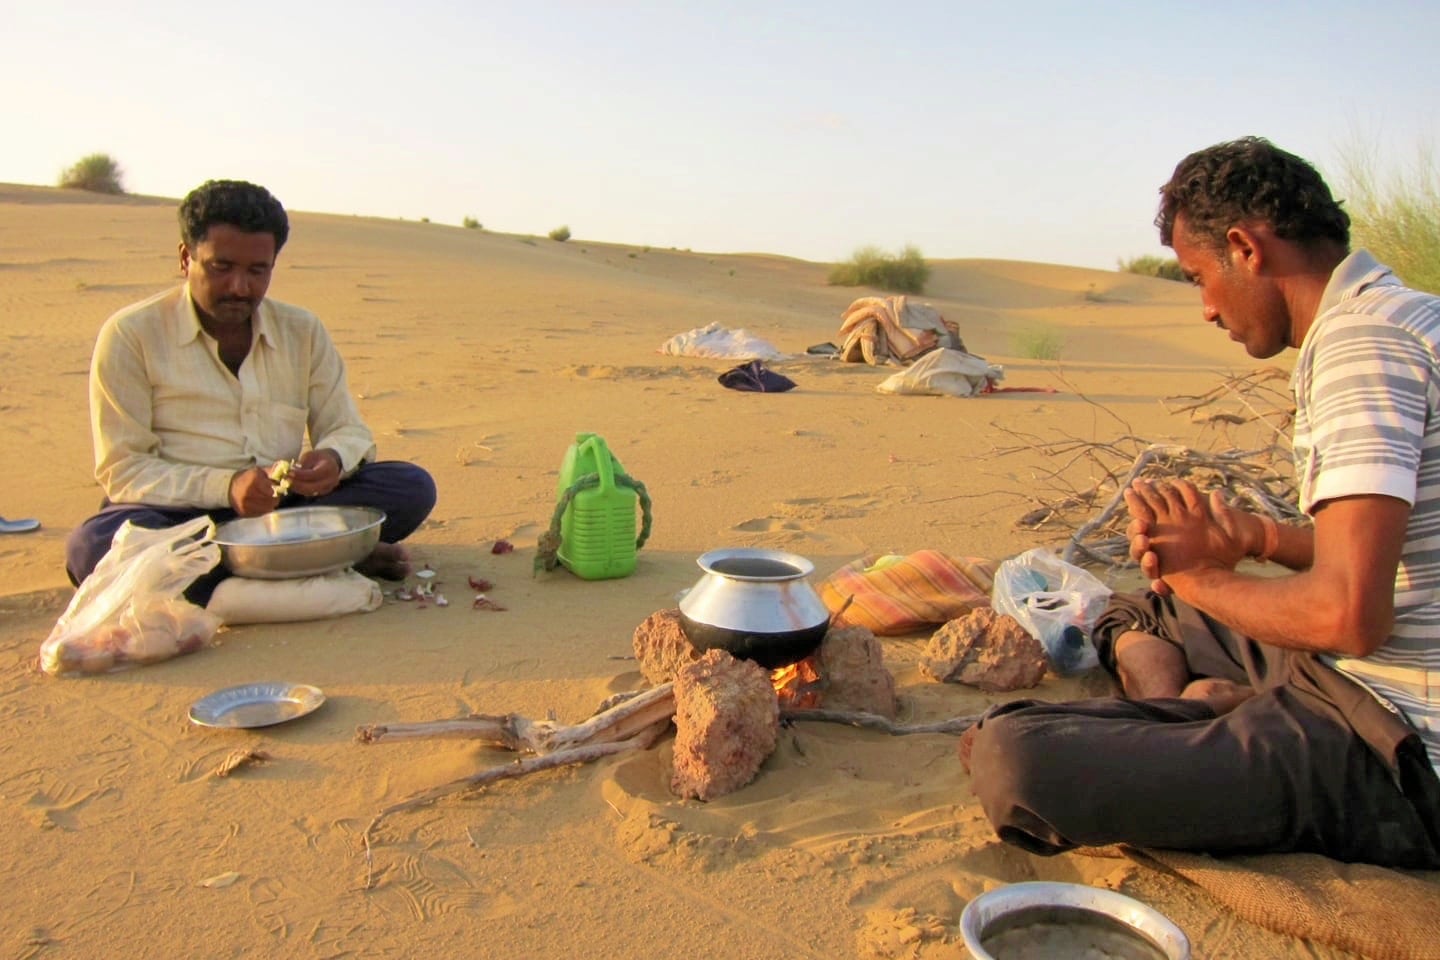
[1001,368,1307,569]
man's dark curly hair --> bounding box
[1157,137,1349,254]
[178,180,289,252]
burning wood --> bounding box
[771,656,823,709]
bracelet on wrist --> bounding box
[1256,514,1280,562]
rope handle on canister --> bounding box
[545,470,653,552]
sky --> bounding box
[3,0,1438,270]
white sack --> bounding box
[876,348,1004,397]
[207,569,383,625]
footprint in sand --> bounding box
[25,780,116,831]
[690,469,736,488]
[378,851,518,922]
[734,517,806,535]
[733,493,880,542]
[502,522,542,547]
[774,494,875,522]
[564,364,696,381]
[730,517,826,549]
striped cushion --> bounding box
[819,550,995,636]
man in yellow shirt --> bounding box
[66,180,436,604]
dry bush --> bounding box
[58,152,124,194]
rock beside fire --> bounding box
[818,625,898,719]
[632,608,699,684]
[671,649,779,802]
[918,607,1047,692]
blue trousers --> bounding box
[65,461,436,606]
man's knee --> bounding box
[65,516,130,585]
[341,461,437,539]
[65,507,193,586]
[967,708,1052,817]
[408,464,437,513]
[966,707,1072,854]
[383,463,436,535]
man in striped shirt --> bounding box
[965,138,1440,868]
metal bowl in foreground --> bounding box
[959,881,1189,960]
[214,506,385,580]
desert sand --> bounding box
[0,183,1385,958]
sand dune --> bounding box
[2,186,1373,959]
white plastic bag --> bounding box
[991,547,1112,675]
[41,516,223,676]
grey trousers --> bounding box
[966,591,1440,869]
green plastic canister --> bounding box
[555,433,639,580]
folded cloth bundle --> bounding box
[818,550,996,636]
[718,360,797,393]
[206,569,383,625]
[837,296,963,365]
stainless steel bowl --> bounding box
[214,506,385,580]
[959,882,1189,960]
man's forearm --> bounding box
[1167,564,1385,657]
[99,452,236,508]
[1257,519,1314,572]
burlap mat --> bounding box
[1124,847,1440,959]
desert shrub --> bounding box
[1337,141,1440,295]
[1118,254,1185,282]
[548,225,571,242]
[828,244,930,294]
[1012,326,1065,360]
[461,216,480,229]
[58,152,124,194]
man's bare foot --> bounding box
[1113,630,1188,699]
[357,542,411,581]
[1180,678,1254,715]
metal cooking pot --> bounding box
[678,548,831,669]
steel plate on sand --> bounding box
[189,682,326,729]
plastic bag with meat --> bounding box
[40,516,223,676]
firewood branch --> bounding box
[355,682,676,753]
[781,709,982,735]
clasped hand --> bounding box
[228,450,343,516]
[1125,479,1254,595]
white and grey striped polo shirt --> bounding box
[1291,250,1440,772]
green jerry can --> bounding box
[554,433,646,580]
